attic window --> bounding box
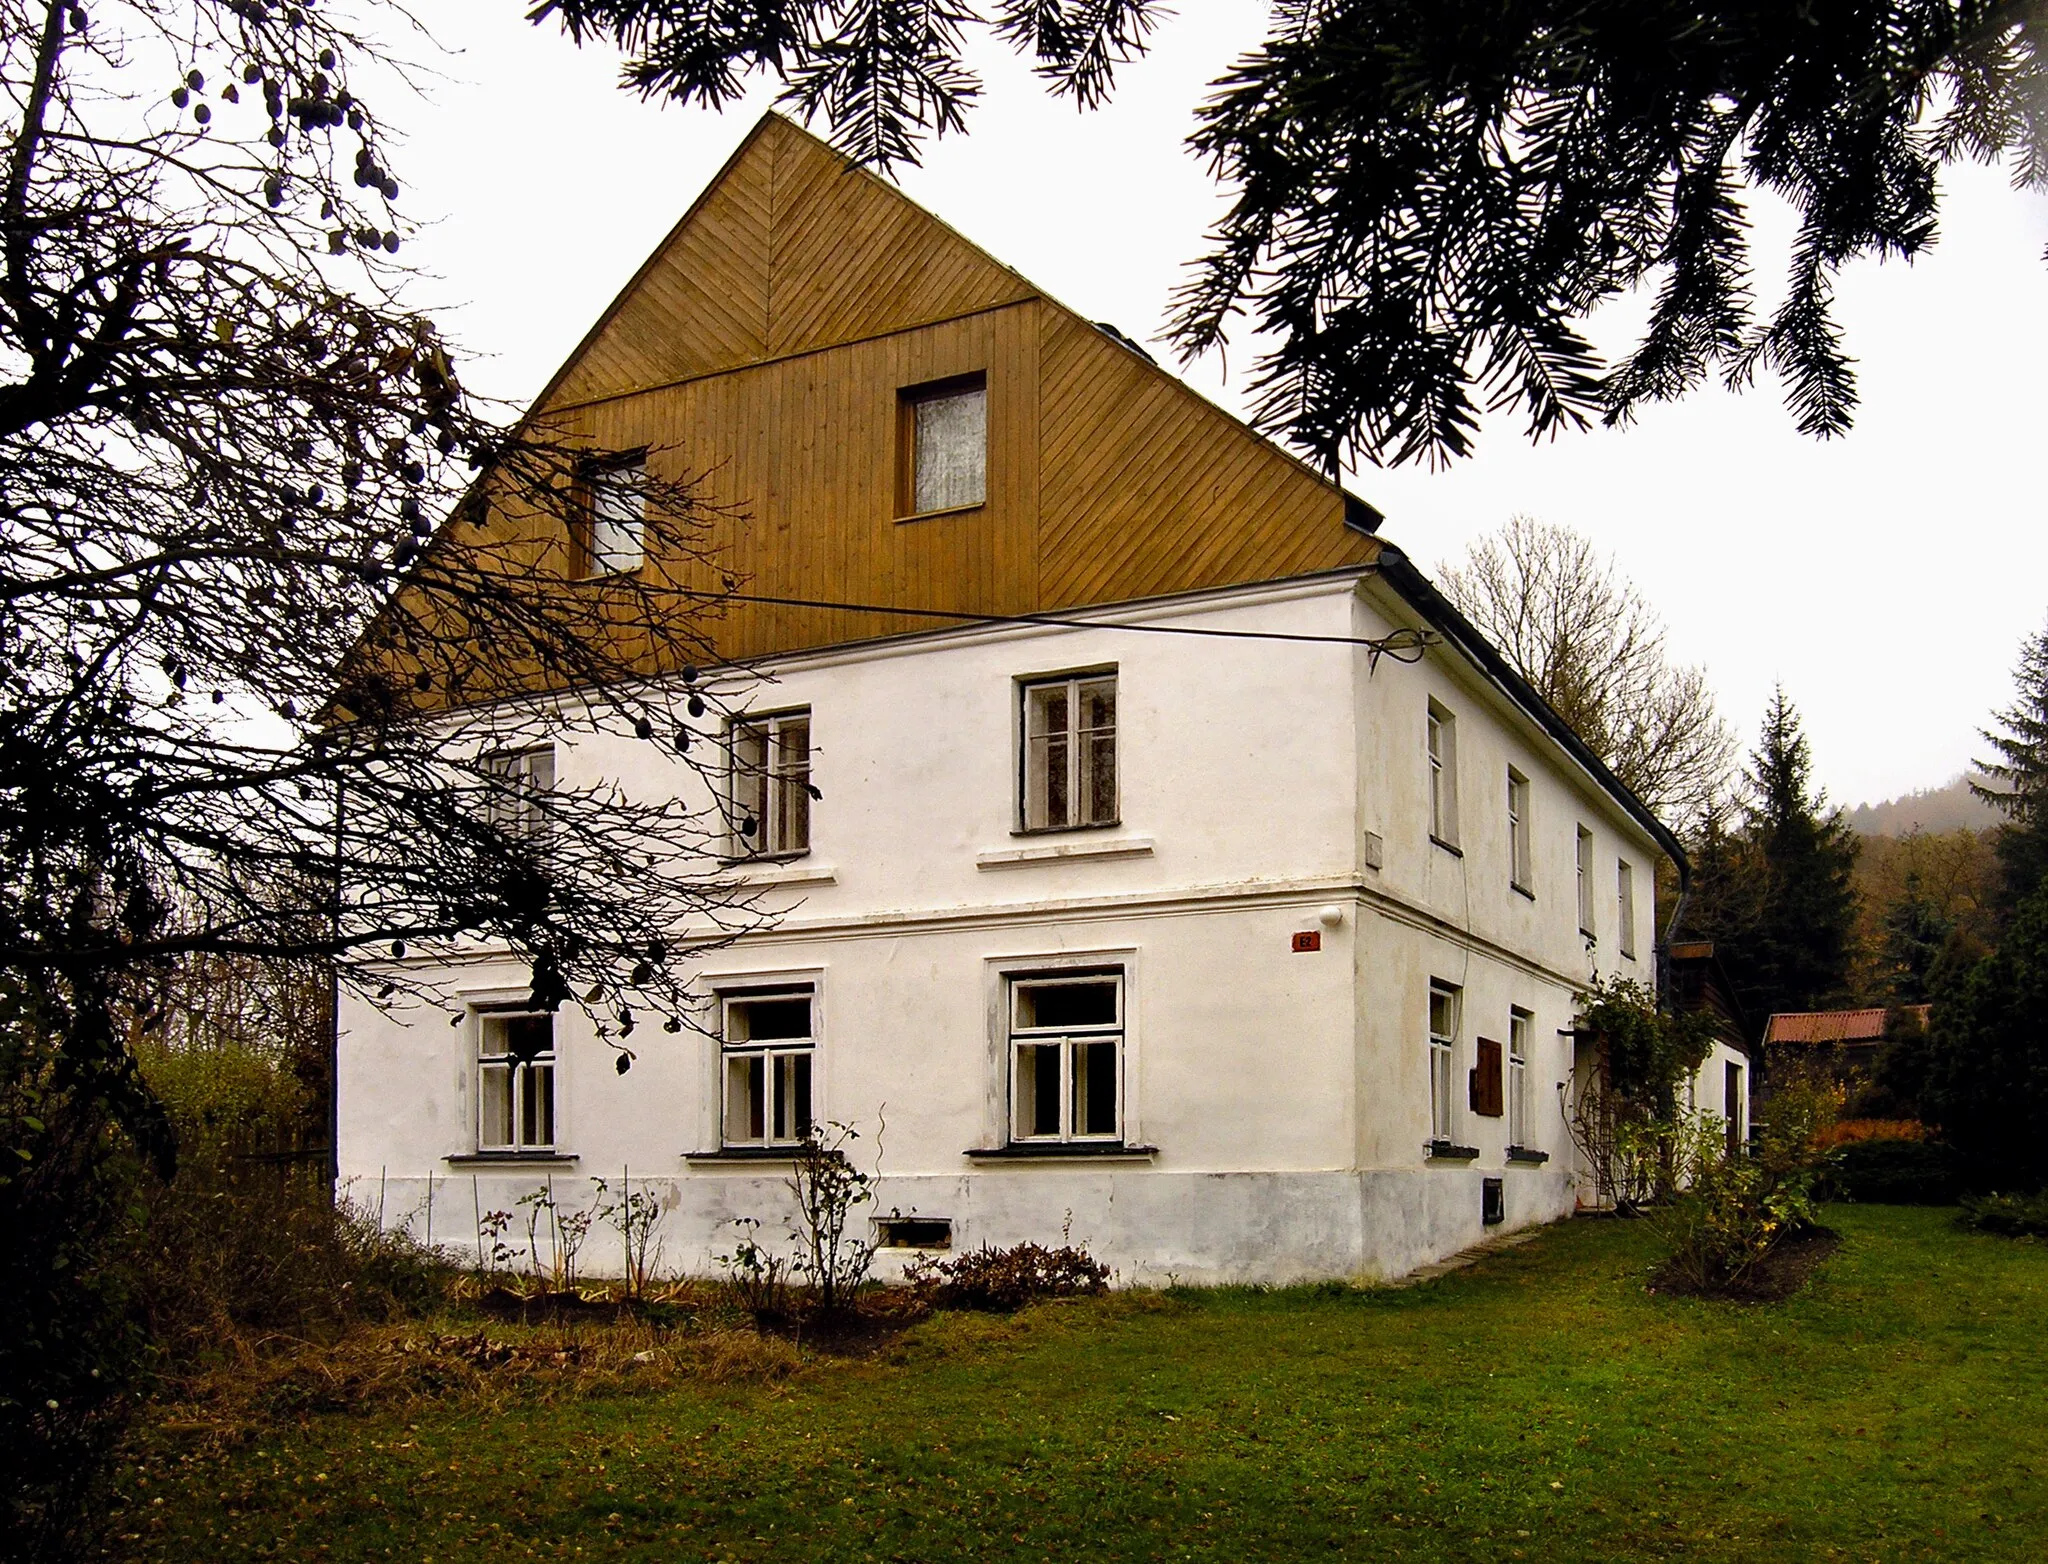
[901,374,985,516]
[577,455,645,576]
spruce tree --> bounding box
[1973,618,2048,912]
[1924,879,2048,1191]
[1880,872,1955,1006]
[1685,689,1860,1030]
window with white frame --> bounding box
[1429,981,1460,1142]
[581,457,645,575]
[1508,768,1532,890]
[1575,826,1596,937]
[480,746,554,838]
[477,1010,555,1153]
[1021,672,1117,831]
[1009,971,1123,1143]
[1618,859,1637,959]
[728,709,812,857]
[1508,1007,1533,1149]
[720,987,815,1148]
[904,376,986,514]
[1427,700,1459,844]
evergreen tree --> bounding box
[1924,879,2048,1191]
[1682,689,1859,1030]
[1973,618,2048,912]
[1740,688,1862,1019]
[1880,872,1955,1006]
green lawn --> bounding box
[106,1206,2048,1562]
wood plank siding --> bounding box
[476,113,1377,672]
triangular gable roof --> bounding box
[536,115,1037,413]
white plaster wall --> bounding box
[338,571,1675,1283]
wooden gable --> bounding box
[492,113,1376,671]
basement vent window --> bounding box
[875,1217,953,1250]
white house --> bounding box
[336,115,1712,1284]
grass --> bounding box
[101,1205,2048,1562]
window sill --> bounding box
[1512,882,1535,902]
[684,1147,802,1165]
[722,857,838,888]
[965,1142,1158,1161]
[445,1151,579,1166]
[977,836,1152,870]
[894,502,985,525]
[1425,1141,1480,1162]
[1506,1147,1551,1166]
[1429,835,1463,858]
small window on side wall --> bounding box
[1507,768,1531,890]
[902,375,986,515]
[1428,981,1459,1142]
[1575,826,1596,937]
[1427,700,1458,846]
[1618,859,1638,959]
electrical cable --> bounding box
[664,585,1435,661]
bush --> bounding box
[1827,1138,1961,1205]
[1640,1073,1837,1298]
[1957,1191,2048,1237]
[907,1242,1109,1312]
[133,1040,441,1367]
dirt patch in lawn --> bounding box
[1651,1227,1842,1303]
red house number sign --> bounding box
[1291,930,1322,953]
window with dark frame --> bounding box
[901,375,986,515]
[1009,971,1123,1144]
[576,455,646,576]
[477,1010,555,1153]
[1020,672,1117,832]
[728,709,812,857]
[721,987,815,1148]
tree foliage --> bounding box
[529,1,2048,468]
[1682,688,1860,1028]
[3,6,757,1547]
[1973,615,2048,909]
[1438,515,1735,825]
[3,0,761,1175]
[1923,878,2048,1190]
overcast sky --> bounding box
[389,3,2048,813]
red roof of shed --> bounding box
[1764,1006,1930,1045]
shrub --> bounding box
[1818,1118,1927,1147]
[1827,1138,1961,1204]
[1641,1074,1837,1298]
[1957,1191,2048,1237]
[133,1040,441,1365]
[907,1242,1109,1312]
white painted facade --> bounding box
[339,561,1682,1284]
